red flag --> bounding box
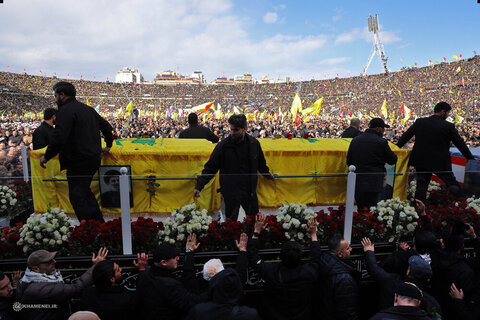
[347,111,352,117]
[295,115,301,125]
[428,60,431,63]
[443,57,446,62]
[39,70,42,73]
[339,109,344,119]
[459,54,462,58]
[401,104,406,114]
[414,62,417,66]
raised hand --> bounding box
[450,283,464,300]
[186,233,200,252]
[414,199,426,216]
[306,218,318,241]
[133,253,149,271]
[92,247,109,264]
[361,237,374,252]
[254,214,267,234]
[235,233,248,252]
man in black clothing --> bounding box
[347,118,398,211]
[77,254,148,320]
[194,114,274,221]
[370,282,432,320]
[397,101,475,203]
[317,235,360,320]
[0,271,16,320]
[341,118,362,138]
[136,234,207,320]
[248,214,320,320]
[179,113,219,143]
[32,108,56,150]
[40,82,113,221]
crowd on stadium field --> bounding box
[1,206,479,320]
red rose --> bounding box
[286,133,293,140]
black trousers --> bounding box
[66,159,103,221]
[355,190,380,212]
[223,192,259,222]
[415,167,460,203]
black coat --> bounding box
[364,251,442,319]
[179,124,219,143]
[136,265,207,320]
[32,121,55,150]
[195,134,272,197]
[44,97,113,170]
[397,115,474,171]
[347,129,398,192]
[186,269,261,320]
[317,252,360,320]
[341,127,362,138]
[76,285,137,320]
[0,297,17,320]
[370,306,433,320]
[247,238,320,320]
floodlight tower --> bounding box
[362,14,389,76]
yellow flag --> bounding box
[403,105,411,120]
[126,100,133,112]
[380,99,388,118]
[290,93,303,120]
[117,107,123,116]
[455,114,464,124]
[452,55,459,60]
[456,66,461,73]
[86,99,92,107]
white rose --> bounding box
[48,239,56,246]
[283,223,290,230]
[1,199,5,204]
[56,240,62,245]
[297,233,304,240]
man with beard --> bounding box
[77,254,148,320]
[193,114,274,221]
[397,101,475,203]
[0,271,17,320]
[40,82,113,221]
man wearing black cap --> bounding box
[370,282,432,320]
[179,113,219,143]
[397,101,475,203]
[347,118,398,211]
[32,108,56,150]
[136,234,207,320]
[16,248,108,320]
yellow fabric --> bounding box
[30,138,410,216]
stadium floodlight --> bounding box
[362,14,389,76]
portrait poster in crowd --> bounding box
[378,163,396,201]
[99,165,133,208]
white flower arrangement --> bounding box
[466,196,480,214]
[0,185,18,218]
[276,203,317,243]
[407,179,441,201]
[158,204,212,246]
[371,198,419,242]
[17,208,75,253]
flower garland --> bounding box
[276,203,317,243]
[17,208,75,253]
[158,204,212,246]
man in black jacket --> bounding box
[76,254,148,320]
[40,82,113,221]
[0,271,16,320]
[136,235,207,320]
[32,108,56,150]
[341,118,362,138]
[179,113,219,143]
[370,282,432,320]
[194,114,274,221]
[317,235,360,320]
[397,101,475,203]
[347,118,398,211]
[248,214,321,320]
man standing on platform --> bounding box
[193,114,274,221]
[40,82,113,221]
[32,108,56,150]
[179,113,219,143]
[347,118,397,211]
[397,101,475,203]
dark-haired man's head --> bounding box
[52,81,76,107]
[44,107,57,125]
[228,114,247,143]
[413,230,437,254]
[153,244,180,270]
[328,235,352,259]
[434,102,452,120]
[350,118,361,129]
[93,260,123,288]
[280,241,303,268]
[188,113,198,126]
[0,271,14,299]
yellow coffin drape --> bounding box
[30,138,410,217]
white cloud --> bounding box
[263,12,278,24]
[335,26,401,45]
[0,0,331,82]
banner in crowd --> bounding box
[30,138,410,217]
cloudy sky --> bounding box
[0,0,478,82]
